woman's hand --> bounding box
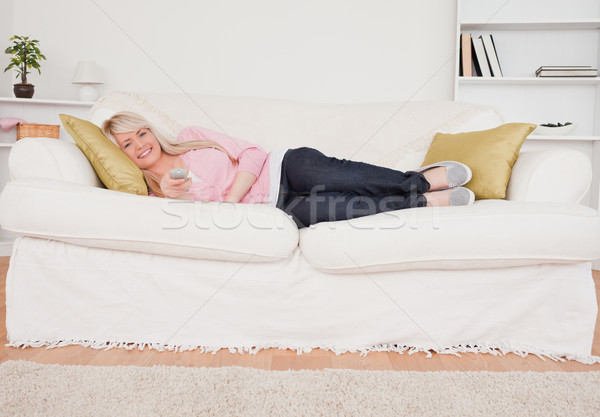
[160,171,192,199]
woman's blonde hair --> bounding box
[102,111,237,197]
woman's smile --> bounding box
[138,147,152,159]
[113,128,162,170]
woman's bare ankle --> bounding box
[423,189,451,207]
[422,167,449,191]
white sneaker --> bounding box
[417,161,472,189]
[449,187,475,206]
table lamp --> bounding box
[72,60,104,101]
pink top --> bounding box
[177,126,271,204]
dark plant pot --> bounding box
[13,84,35,99]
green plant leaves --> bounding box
[3,34,46,80]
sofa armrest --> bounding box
[506,149,592,204]
[8,137,103,187]
[0,178,299,262]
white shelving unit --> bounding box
[459,77,600,85]
[461,19,600,31]
[0,97,96,106]
[0,97,95,147]
[455,0,600,210]
[0,97,95,256]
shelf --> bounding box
[0,143,14,148]
[527,135,600,141]
[0,96,95,106]
[461,19,600,31]
[458,76,600,85]
[458,1,600,210]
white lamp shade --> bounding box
[72,60,103,84]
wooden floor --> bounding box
[1,256,599,372]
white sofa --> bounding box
[1,91,599,363]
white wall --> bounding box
[0,0,13,97]
[2,0,458,103]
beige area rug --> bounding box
[1,360,600,417]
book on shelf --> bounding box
[460,33,502,77]
[459,33,473,76]
[537,66,593,70]
[459,33,472,77]
[535,66,597,77]
[471,36,492,77]
[481,34,503,77]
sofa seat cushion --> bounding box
[0,178,299,262]
[299,200,600,273]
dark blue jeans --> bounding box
[275,147,430,228]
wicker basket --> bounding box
[16,123,60,140]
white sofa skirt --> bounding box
[6,236,599,363]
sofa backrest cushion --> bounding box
[8,137,103,187]
[89,91,504,169]
[59,114,148,196]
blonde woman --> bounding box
[102,111,474,228]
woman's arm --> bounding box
[178,126,268,179]
[177,126,267,203]
[224,171,258,203]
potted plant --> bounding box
[4,35,46,99]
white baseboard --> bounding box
[0,241,13,257]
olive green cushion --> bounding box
[59,114,148,195]
[421,123,537,199]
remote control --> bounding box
[170,168,188,179]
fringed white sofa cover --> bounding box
[1,91,599,363]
